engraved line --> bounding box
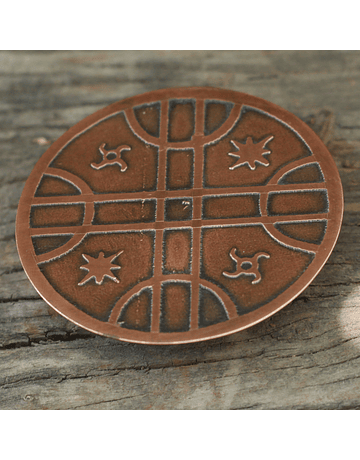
[45,168,94,195]
[29,213,330,237]
[199,281,238,320]
[259,192,268,217]
[123,100,243,150]
[268,157,318,185]
[108,275,238,325]
[124,108,160,147]
[151,99,169,333]
[275,161,325,184]
[108,275,192,325]
[124,102,242,150]
[263,224,319,254]
[151,230,163,333]
[263,223,319,254]
[34,198,95,263]
[191,226,201,328]
[203,104,242,145]
[157,104,168,192]
[247,106,314,157]
[35,233,85,264]
[31,183,326,205]
[190,98,205,330]
[125,105,196,150]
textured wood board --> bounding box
[0,50,359,409]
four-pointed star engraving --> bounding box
[228,135,274,171]
[78,250,123,286]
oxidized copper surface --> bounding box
[16,87,344,344]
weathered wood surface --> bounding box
[0,50,359,410]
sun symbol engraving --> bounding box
[78,250,124,286]
[228,135,274,171]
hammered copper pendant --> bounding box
[16,87,343,344]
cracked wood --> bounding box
[0,50,360,409]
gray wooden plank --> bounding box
[1,50,360,409]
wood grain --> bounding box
[1,50,359,409]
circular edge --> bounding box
[15,87,344,345]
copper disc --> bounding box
[16,87,344,344]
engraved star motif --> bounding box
[78,250,123,286]
[228,135,274,171]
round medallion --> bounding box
[16,87,343,344]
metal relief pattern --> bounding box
[16,88,343,344]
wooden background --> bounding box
[0,50,359,410]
